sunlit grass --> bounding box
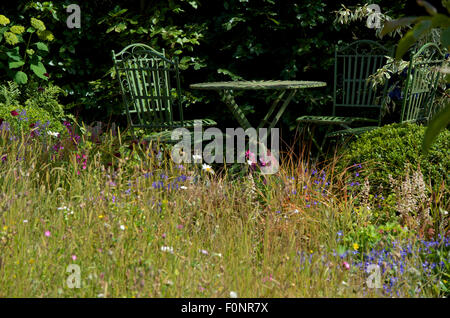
[0,130,447,298]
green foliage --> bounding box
[0,81,67,135]
[337,123,450,190]
[23,81,71,123]
[343,221,410,252]
[0,13,53,84]
[381,0,450,59]
[423,100,450,153]
[0,103,64,136]
[380,0,450,153]
[3,0,405,127]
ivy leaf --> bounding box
[14,71,28,84]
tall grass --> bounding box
[0,129,447,297]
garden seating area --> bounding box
[0,1,449,299]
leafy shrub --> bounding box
[0,81,68,136]
[0,13,54,84]
[0,103,64,137]
[342,221,410,253]
[337,123,449,190]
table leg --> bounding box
[257,91,286,130]
[267,89,297,131]
[219,90,252,130]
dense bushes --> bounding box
[337,123,449,190]
[0,0,410,128]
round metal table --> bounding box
[190,80,326,132]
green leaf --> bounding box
[217,68,244,81]
[14,71,28,84]
[6,47,21,61]
[444,0,450,13]
[380,17,419,37]
[114,22,127,33]
[188,1,198,9]
[29,56,47,79]
[422,102,450,154]
[417,0,438,16]
[430,13,450,28]
[35,42,49,52]
[396,20,432,59]
[8,60,25,69]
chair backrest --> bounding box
[400,42,445,123]
[112,43,184,131]
[334,40,393,125]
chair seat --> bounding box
[176,118,217,128]
[143,119,217,144]
[296,115,377,125]
[326,126,379,138]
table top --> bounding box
[190,80,327,91]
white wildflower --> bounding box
[47,131,59,137]
[161,246,174,254]
[202,163,215,174]
[192,154,202,163]
[230,291,238,298]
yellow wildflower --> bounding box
[98,215,104,219]
[353,243,359,251]
[26,48,35,55]
[30,17,45,31]
[10,25,25,34]
[37,30,54,41]
[4,31,19,45]
[0,14,10,26]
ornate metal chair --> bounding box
[296,40,394,153]
[400,42,445,124]
[112,43,216,142]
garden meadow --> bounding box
[0,1,449,298]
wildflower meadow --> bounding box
[0,0,449,301]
